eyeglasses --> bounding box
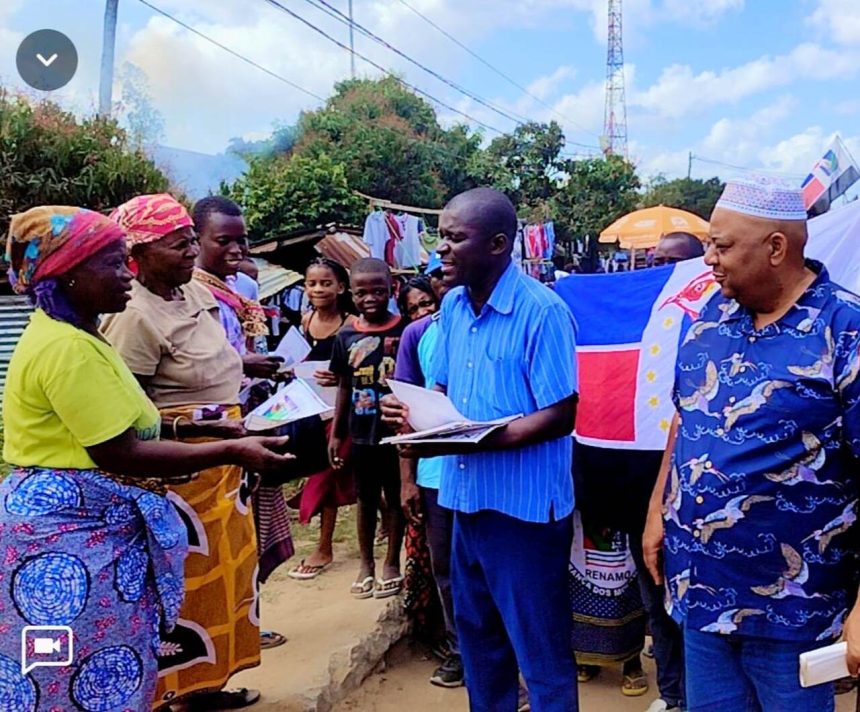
[406,298,436,316]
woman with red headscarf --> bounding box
[0,206,293,711]
[102,194,274,710]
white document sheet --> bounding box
[272,327,312,370]
[293,360,337,409]
[244,378,333,431]
[799,641,849,688]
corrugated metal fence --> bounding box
[0,296,33,395]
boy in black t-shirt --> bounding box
[329,258,406,599]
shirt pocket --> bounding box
[480,355,528,416]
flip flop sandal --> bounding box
[373,575,404,599]
[351,575,375,599]
[621,671,649,697]
[186,688,261,710]
[287,560,331,580]
[260,630,287,650]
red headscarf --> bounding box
[110,193,193,248]
[6,207,126,294]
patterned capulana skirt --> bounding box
[0,467,187,712]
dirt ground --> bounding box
[338,644,859,711]
[232,500,858,712]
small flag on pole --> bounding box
[801,135,860,216]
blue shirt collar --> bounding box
[456,259,519,316]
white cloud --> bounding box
[760,128,860,178]
[700,96,797,165]
[809,0,860,46]
[633,43,860,119]
[527,66,576,102]
[661,0,744,27]
[634,143,691,180]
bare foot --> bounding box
[303,551,333,568]
[351,562,376,598]
[381,564,402,581]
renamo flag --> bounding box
[555,199,860,455]
[801,135,860,216]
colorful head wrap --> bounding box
[110,193,193,248]
[715,176,808,221]
[6,206,126,295]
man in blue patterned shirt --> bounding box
[384,188,579,711]
[643,176,860,712]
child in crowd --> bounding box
[329,258,407,599]
[288,258,356,579]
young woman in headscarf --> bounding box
[0,206,293,712]
[189,196,295,653]
[101,194,279,710]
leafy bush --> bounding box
[0,89,169,236]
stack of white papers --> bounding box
[799,641,849,688]
[380,380,521,446]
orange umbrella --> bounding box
[599,205,710,250]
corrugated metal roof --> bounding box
[0,296,33,396]
[315,231,370,268]
[251,259,303,301]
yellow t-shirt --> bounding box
[3,310,161,469]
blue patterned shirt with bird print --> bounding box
[665,260,860,643]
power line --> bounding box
[134,0,495,165]
[260,0,506,135]
[300,0,534,127]
[135,0,603,166]
[136,0,326,103]
[393,0,602,140]
[691,154,804,180]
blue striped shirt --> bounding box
[431,260,577,523]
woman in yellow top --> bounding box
[101,194,280,711]
[0,206,292,712]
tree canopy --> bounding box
[226,79,659,244]
[0,89,169,236]
[641,176,725,219]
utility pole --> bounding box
[687,151,693,180]
[98,0,119,117]
[348,0,356,78]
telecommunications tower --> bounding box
[602,0,628,159]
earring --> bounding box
[67,279,76,288]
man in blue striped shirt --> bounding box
[386,188,579,711]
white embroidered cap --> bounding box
[715,176,807,221]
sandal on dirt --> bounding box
[187,688,261,710]
[577,665,600,683]
[260,630,287,650]
[621,671,649,697]
[287,560,331,580]
[373,575,404,599]
[351,575,375,599]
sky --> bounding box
[2,0,860,188]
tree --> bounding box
[294,77,483,208]
[551,155,641,240]
[469,121,566,209]
[0,90,169,236]
[224,152,364,241]
[641,175,724,220]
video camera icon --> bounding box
[21,626,74,675]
